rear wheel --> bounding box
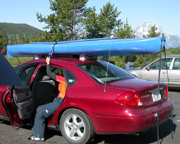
[60,108,95,144]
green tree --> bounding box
[167,47,180,55]
[109,20,135,68]
[0,28,8,53]
[30,34,39,42]
[36,0,88,41]
[110,56,126,69]
[116,19,135,39]
[85,2,123,66]
[125,55,137,63]
[83,2,122,39]
[143,25,161,38]
[83,7,103,38]
[99,2,122,37]
[134,25,161,67]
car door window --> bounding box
[51,67,77,87]
[173,58,180,69]
[150,58,173,70]
[19,66,36,86]
[14,63,32,74]
[51,67,63,76]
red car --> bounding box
[0,56,173,144]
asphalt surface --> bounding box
[0,89,179,144]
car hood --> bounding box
[107,78,160,91]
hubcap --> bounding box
[64,114,85,141]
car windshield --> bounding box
[77,60,135,84]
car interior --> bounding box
[32,67,57,116]
[12,66,60,121]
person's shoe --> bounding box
[28,135,45,142]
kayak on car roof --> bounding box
[6,36,166,57]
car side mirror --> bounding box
[145,66,150,71]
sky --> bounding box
[1,0,180,36]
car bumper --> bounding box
[89,99,173,134]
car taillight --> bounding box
[163,85,168,101]
[115,90,142,106]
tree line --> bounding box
[0,29,31,55]
[0,0,179,68]
[0,23,43,53]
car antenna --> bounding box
[49,41,57,57]
[103,34,115,92]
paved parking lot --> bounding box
[0,89,180,144]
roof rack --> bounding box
[34,54,97,61]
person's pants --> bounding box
[32,97,63,138]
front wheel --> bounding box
[60,108,95,144]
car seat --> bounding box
[33,75,55,115]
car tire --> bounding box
[60,108,95,144]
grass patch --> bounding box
[5,56,33,67]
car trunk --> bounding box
[108,78,168,107]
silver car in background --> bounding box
[127,55,180,88]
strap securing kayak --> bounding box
[49,42,57,57]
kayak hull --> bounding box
[6,37,165,57]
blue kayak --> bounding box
[6,36,166,57]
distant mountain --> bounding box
[0,22,44,37]
[135,21,180,48]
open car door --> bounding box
[2,63,37,129]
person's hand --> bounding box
[46,57,50,65]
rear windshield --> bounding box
[77,60,135,84]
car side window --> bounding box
[173,58,180,69]
[65,69,77,86]
[150,58,173,70]
[14,63,32,74]
[81,63,113,78]
[51,67,63,76]
[90,65,109,78]
[51,67,76,87]
[19,66,36,86]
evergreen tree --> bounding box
[116,19,135,39]
[110,56,126,69]
[143,25,161,38]
[30,34,38,42]
[134,25,161,67]
[125,55,137,63]
[83,7,103,38]
[36,0,88,41]
[98,2,122,37]
[0,28,8,53]
[108,20,135,68]
[84,2,123,65]
[83,2,122,39]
